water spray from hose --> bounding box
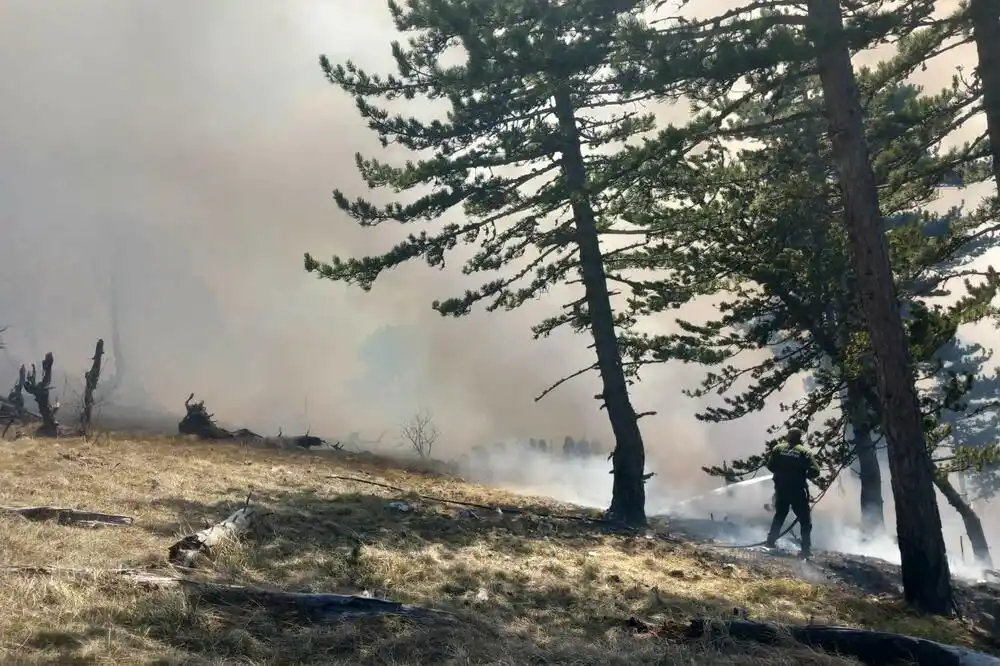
[666,474,775,513]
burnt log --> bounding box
[178,393,233,440]
[23,354,59,437]
[168,500,257,567]
[686,617,1000,666]
[0,564,453,620]
[292,434,325,449]
[81,339,105,434]
[0,505,133,527]
[173,581,454,621]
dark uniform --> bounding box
[765,428,821,558]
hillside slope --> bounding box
[0,434,996,665]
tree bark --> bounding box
[969,0,1000,188]
[934,473,993,568]
[806,0,955,614]
[847,382,884,539]
[553,87,647,527]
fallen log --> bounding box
[0,505,133,527]
[168,497,257,567]
[176,580,454,621]
[686,617,1000,666]
[0,564,454,620]
[292,434,325,449]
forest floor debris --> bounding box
[0,433,997,664]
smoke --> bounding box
[2,0,999,565]
[0,0,774,481]
[0,0,666,446]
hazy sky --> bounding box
[0,0,991,496]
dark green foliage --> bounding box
[304,0,671,525]
[932,339,1000,499]
[615,67,999,489]
[305,0,658,328]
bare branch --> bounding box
[534,364,598,402]
[399,409,439,459]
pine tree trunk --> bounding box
[847,382,884,539]
[806,0,955,614]
[934,473,993,568]
[552,87,647,527]
[970,0,1000,187]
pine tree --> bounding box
[614,0,993,612]
[807,0,958,612]
[303,0,660,525]
[619,73,993,471]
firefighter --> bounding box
[764,427,821,558]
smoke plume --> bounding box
[1,0,998,557]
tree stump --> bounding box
[81,339,105,434]
[23,353,59,437]
[178,393,233,440]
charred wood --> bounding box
[0,505,133,527]
[686,617,999,665]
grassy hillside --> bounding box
[0,434,993,665]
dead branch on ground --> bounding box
[0,505,133,527]
[0,563,454,620]
[230,427,263,441]
[80,338,105,435]
[168,492,258,567]
[292,434,325,449]
[686,617,999,666]
[400,409,439,459]
[22,353,60,437]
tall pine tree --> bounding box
[614,0,975,613]
[303,0,660,525]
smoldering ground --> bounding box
[1,0,998,565]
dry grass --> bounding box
[0,434,986,665]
